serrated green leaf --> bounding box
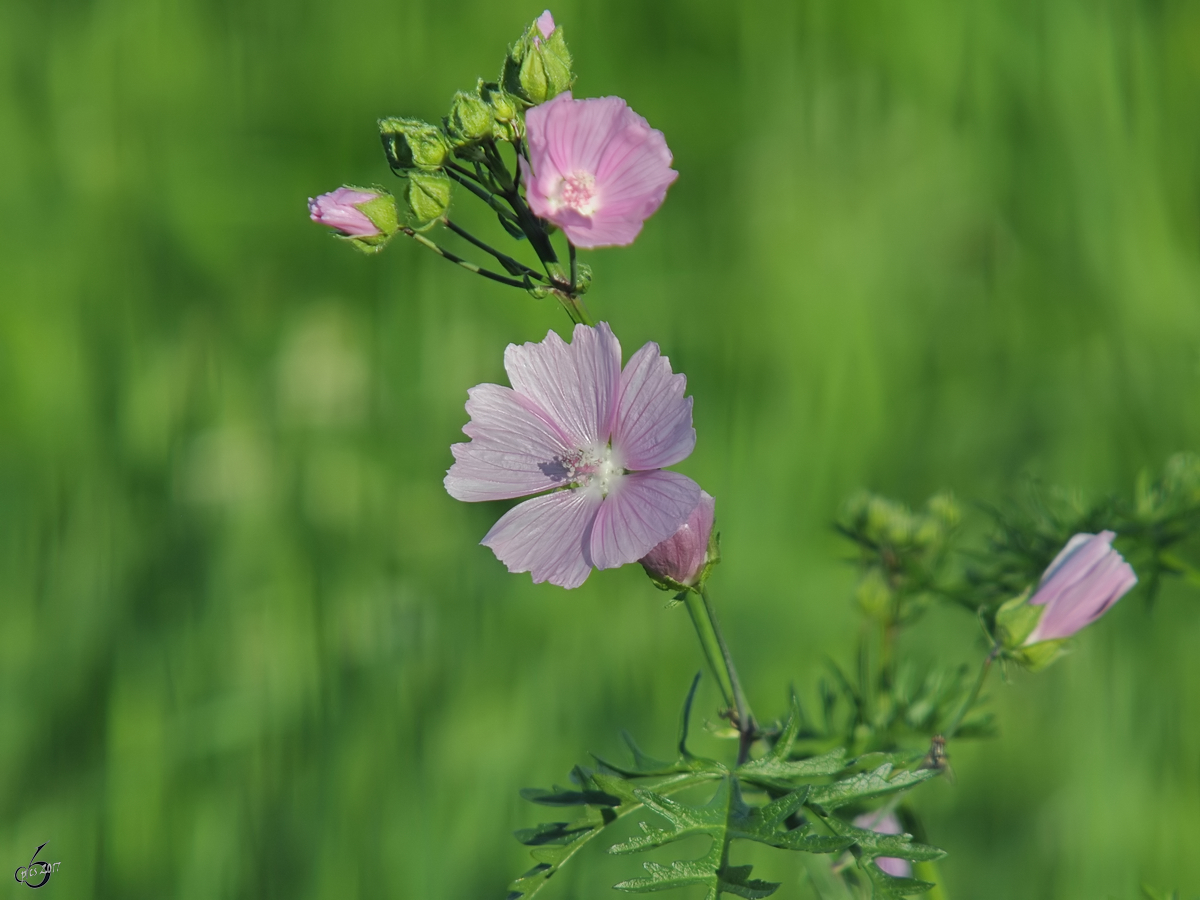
[610,777,808,899]
[862,860,937,898]
[807,764,938,811]
[819,815,945,863]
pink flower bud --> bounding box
[640,491,715,587]
[535,9,556,39]
[1024,530,1137,644]
[308,187,382,237]
[852,810,912,879]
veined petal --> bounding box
[482,489,602,589]
[1028,551,1137,642]
[613,341,695,470]
[590,471,701,571]
[444,383,573,501]
[504,323,621,447]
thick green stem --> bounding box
[682,587,756,763]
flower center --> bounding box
[554,170,597,216]
[561,444,623,497]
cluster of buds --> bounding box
[995,530,1137,671]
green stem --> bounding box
[945,645,998,738]
[444,168,522,225]
[442,218,548,282]
[400,227,531,290]
[682,587,756,763]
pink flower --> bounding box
[640,491,715,587]
[520,92,678,249]
[308,187,381,237]
[1024,530,1137,644]
[852,810,912,879]
[535,9,556,39]
[445,323,700,589]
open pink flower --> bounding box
[520,92,678,248]
[445,323,700,588]
[308,187,381,237]
[852,810,912,879]
[1024,530,1137,644]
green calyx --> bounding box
[379,117,448,171]
[445,89,495,149]
[501,19,573,107]
[1005,638,1070,673]
[993,589,1040,649]
[403,171,452,228]
[335,184,398,254]
[478,80,522,143]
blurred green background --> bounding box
[3,0,1200,897]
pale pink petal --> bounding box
[1024,531,1137,644]
[1030,531,1115,607]
[444,383,574,501]
[535,9,556,38]
[613,341,695,470]
[481,489,601,588]
[589,471,701,571]
[640,491,715,586]
[545,95,628,182]
[503,323,621,447]
[308,187,381,237]
[558,211,647,249]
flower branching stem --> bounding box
[682,586,757,764]
[945,644,1000,738]
[399,227,532,290]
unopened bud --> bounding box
[403,171,451,227]
[445,89,495,148]
[996,530,1137,672]
[479,80,521,142]
[379,117,448,171]
[641,492,718,593]
[502,9,574,107]
[308,186,398,253]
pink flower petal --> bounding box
[503,322,621,448]
[613,341,695,470]
[589,471,701,571]
[481,489,602,588]
[523,93,677,249]
[444,383,574,501]
[535,9,556,38]
[1024,531,1137,644]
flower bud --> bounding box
[640,492,717,593]
[308,186,398,253]
[851,811,913,879]
[379,117,448,171]
[445,89,495,149]
[403,171,452,228]
[996,530,1137,671]
[478,80,521,142]
[501,10,574,107]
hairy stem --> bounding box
[683,587,757,764]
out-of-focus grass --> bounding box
[1,0,1199,898]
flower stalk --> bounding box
[682,586,756,763]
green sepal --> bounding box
[502,18,574,106]
[378,117,448,171]
[445,89,495,148]
[478,80,522,142]
[402,171,451,227]
[993,589,1040,649]
[1004,637,1070,673]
